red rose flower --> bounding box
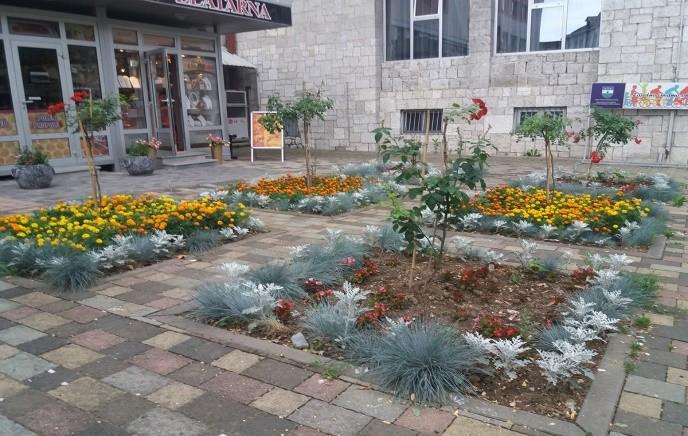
[47,102,65,116]
[634,137,642,144]
[590,151,603,164]
[70,90,90,103]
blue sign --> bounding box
[591,83,626,109]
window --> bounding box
[496,0,600,54]
[68,46,102,99]
[115,50,146,129]
[65,23,95,41]
[181,37,215,53]
[386,0,469,61]
[144,34,175,47]
[8,17,60,38]
[113,28,138,45]
[514,107,566,128]
[402,109,443,134]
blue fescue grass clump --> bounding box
[292,231,368,284]
[322,195,355,216]
[124,235,160,263]
[247,262,306,300]
[534,324,572,352]
[339,161,385,178]
[616,273,659,309]
[303,303,357,342]
[346,321,479,405]
[621,217,668,247]
[186,230,224,253]
[193,282,270,325]
[378,224,406,252]
[42,253,101,292]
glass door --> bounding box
[145,49,184,153]
[11,42,76,164]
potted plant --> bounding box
[208,134,229,165]
[121,138,161,176]
[11,148,55,189]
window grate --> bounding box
[514,107,566,128]
[401,109,443,134]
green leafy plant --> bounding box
[633,315,651,329]
[624,360,637,374]
[584,110,638,179]
[259,90,334,187]
[514,113,569,198]
[374,126,425,184]
[15,148,50,166]
[525,148,541,157]
[308,360,346,379]
[673,195,686,207]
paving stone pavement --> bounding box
[0,156,686,435]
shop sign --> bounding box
[591,83,625,109]
[28,111,65,133]
[251,111,282,149]
[623,83,688,110]
[174,0,273,21]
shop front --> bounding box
[0,0,291,175]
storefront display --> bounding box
[0,0,292,175]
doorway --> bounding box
[11,42,77,164]
[145,49,185,154]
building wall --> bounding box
[237,0,688,164]
[236,0,383,151]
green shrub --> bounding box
[42,253,101,292]
[16,148,50,165]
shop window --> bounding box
[65,23,95,41]
[113,28,138,45]
[8,17,60,38]
[183,56,221,133]
[68,46,102,99]
[496,0,600,54]
[181,37,215,53]
[0,44,17,137]
[514,107,566,128]
[386,0,469,61]
[115,50,146,130]
[401,109,443,134]
[144,34,175,48]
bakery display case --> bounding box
[183,56,221,147]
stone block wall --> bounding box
[237,0,688,164]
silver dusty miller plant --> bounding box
[462,332,530,380]
[518,239,538,267]
[536,340,596,385]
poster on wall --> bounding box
[623,83,688,110]
[591,83,625,109]
[250,111,284,162]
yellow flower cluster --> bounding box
[473,186,647,233]
[0,194,250,251]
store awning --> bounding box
[222,49,256,69]
[10,0,292,32]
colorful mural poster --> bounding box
[251,111,283,149]
[0,110,17,136]
[623,83,688,110]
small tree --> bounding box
[259,90,333,187]
[584,109,638,179]
[514,114,569,199]
[51,92,122,205]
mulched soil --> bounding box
[211,250,609,421]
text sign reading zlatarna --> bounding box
[174,0,273,20]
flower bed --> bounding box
[212,174,405,216]
[443,186,668,247]
[0,194,260,291]
[192,227,657,418]
[512,171,685,206]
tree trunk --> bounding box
[442,118,449,173]
[79,121,101,208]
[303,121,312,188]
[421,110,431,175]
[408,245,417,290]
[544,139,554,200]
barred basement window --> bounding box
[514,107,566,128]
[402,109,443,134]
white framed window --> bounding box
[385,0,469,61]
[514,107,566,129]
[402,109,443,134]
[495,0,600,54]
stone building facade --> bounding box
[237,0,688,164]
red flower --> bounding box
[470,97,488,121]
[47,102,65,116]
[70,90,90,104]
[590,151,603,164]
[634,137,642,144]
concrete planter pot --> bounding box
[11,164,55,189]
[121,155,156,176]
